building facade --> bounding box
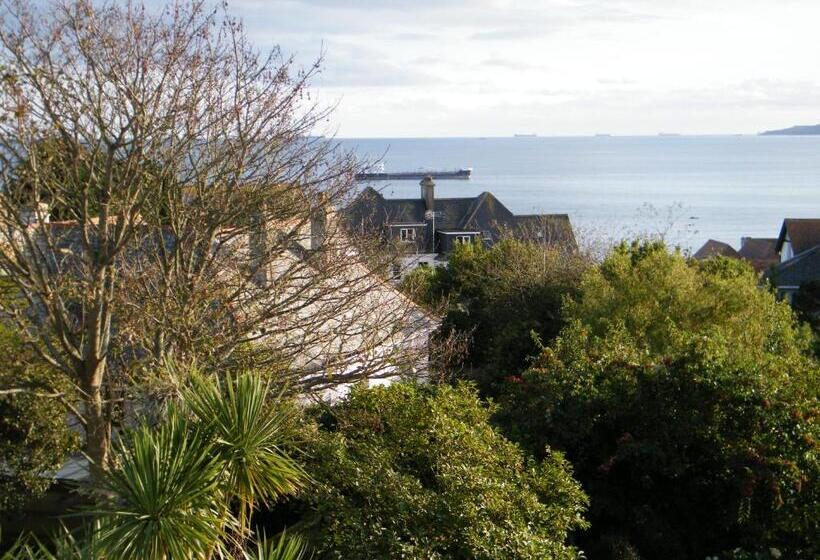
[345,177,576,279]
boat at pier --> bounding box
[355,168,472,181]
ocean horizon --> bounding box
[339,135,820,252]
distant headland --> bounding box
[760,124,820,136]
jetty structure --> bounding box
[355,168,472,181]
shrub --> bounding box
[0,323,78,512]
[299,382,588,560]
[498,242,819,558]
[404,239,589,388]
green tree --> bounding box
[403,239,588,388]
[498,242,819,559]
[564,242,810,362]
[299,382,588,560]
[793,280,820,358]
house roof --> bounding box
[737,238,779,272]
[693,239,739,260]
[766,245,820,288]
[511,214,577,250]
[738,238,778,260]
[345,187,575,250]
[776,218,820,254]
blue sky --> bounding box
[174,1,820,136]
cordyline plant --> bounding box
[0,0,432,477]
[96,372,307,559]
[2,372,311,560]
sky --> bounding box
[210,1,820,137]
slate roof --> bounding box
[344,187,576,251]
[693,239,740,260]
[776,219,820,254]
[767,245,820,288]
[512,214,577,250]
[437,197,480,229]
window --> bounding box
[454,235,472,245]
[399,228,416,242]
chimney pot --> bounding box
[420,176,435,211]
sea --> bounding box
[338,135,820,253]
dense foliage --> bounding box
[0,312,78,511]
[498,242,820,559]
[2,372,308,559]
[94,372,306,559]
[793,280,820,357]
[403,239,589,385]
[299,382,589,560]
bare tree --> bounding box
[0,0,433,474]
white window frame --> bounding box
[399,228,416,242]
[454,235,472,245]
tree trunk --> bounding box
[82,365,111,479]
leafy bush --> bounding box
[792,280,820,357]
[299,382,588,560]
[403,239,589,387]
[498,242,820,559]
[564,242,811,361]
[0,323,78,511]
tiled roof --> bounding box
[693,239,739,260]
[776,219,820,254]
[737,238,779,272]
[738,238,777,260]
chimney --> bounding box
[740,236,750,249]
[420,176,435,211]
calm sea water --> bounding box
[338,136,820,252]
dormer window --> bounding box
[399,228,416,242]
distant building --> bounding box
[768,218,820,301]
[766,246,820,302]
[693,237,779,273]
[775,218,820,263]
[1,202,437,400]
[693,239,739,260]
[737,237,779,272]
[345,176,576,278]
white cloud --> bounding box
[195,1,820,135]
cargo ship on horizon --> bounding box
[355,168,472,181]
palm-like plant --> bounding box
[1,524,97,560]
[184,373,305,545]
[90,372,306,559]
[96,407,225,559]
[245,532,312,560]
